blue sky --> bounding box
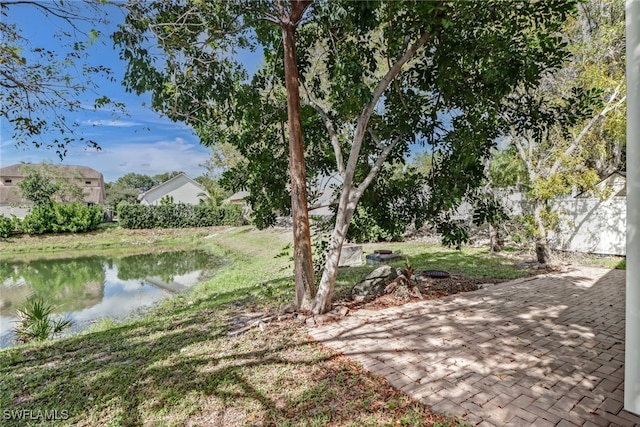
[0,3,263,183]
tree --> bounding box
[345,163,429,244]
[16,163,86,206]
[17,169,60,206]
[0,1,124,157]
[502,0,625,264]
[115,173,157,193]
[115,0,579,313]
[115,0,316,310]
[104,182,140,208]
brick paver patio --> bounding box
[309,266,640,426]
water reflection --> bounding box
[0,250,220,348]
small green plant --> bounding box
[312,233,330,285]
[14,296,73,343]
[0,215,19,238]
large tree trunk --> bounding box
[281,1,316,309]
[311,196,356,314]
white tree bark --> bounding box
[309,32,432,314]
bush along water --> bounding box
[116,202,246,229]
[0,202,103,238]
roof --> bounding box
[224,190,250,203]
[0,186,22,205]
[138,173,207,201]
[0,163,103,180]
[0,163,105,205]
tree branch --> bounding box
[345,31,432,186]
[354,131,402,197]
[549,82,626,175]
[303,100,346,178]
[512,133,536,182]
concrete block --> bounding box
[366,252,401,265]
[339,244,363,267]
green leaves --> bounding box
[116,203,246,229]
[115,0,581,250]
[19,203,103,235]
[14,296,73,343]
[17,169,61,206]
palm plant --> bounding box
[14,296,72,343]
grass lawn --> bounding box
[0,225,614,426]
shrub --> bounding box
[117,203,154,229]
[0,215,19,238]
[19,204,55,235]
[19,203,102,235]
[220,204,245,226]
[117,202,246,229]
[14,296,73,343]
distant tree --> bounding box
[16,163,85,206]
[152,171,183,184]
[115,173,156,193]
[0,1,124,157]
[17,169,60,206]
[104,182,139,208]
[411,151,437,177]
[489,147,529,190]
[503,0,625,264]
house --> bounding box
[224,190,250,204]
[224,174,341,216]
[138,173,209,206]
[0,163,105,217]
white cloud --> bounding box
[76,136,210,182]
[83,120,142,127]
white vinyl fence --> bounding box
[548,197,626,256]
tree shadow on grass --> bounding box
[0,278,457,427]
[1,294,326,426]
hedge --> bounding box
[116,202,246,229]
[0,203,103,238]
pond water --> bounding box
[0,249,221,348]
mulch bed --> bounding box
[340,274,502,311]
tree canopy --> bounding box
[497,0,625,263]
[115,0,580,313]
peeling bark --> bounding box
[281,0,316,308]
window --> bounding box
[85,181,92,185]
[4,179,11,184]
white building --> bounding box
[138,173,209,206]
